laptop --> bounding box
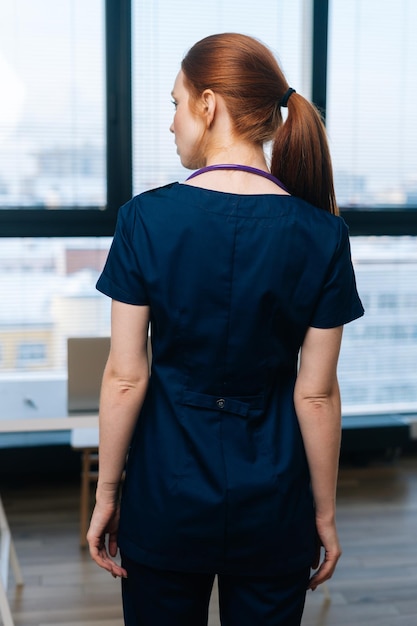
[67,337,110,413]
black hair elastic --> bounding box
[279,88,296,107]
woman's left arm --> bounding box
[87,299,150,577]
[294,325,344,590]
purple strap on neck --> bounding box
[186,164,289,193]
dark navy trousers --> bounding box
[121,554,310,626]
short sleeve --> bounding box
[96,199,149,305]
[310,220,364,328]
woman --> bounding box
[87,33,364,626]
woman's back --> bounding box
[95,181,362,575]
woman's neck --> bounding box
[204,142,268,172]
[184,145,288,196]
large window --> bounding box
[0,0,131,237]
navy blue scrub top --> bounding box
[97,182,364,576]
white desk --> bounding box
[70,425,99,447]
[0,416,98,433]
[0,416,98,626]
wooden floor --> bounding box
[1,454,417,626]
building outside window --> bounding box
[17,343,47,367]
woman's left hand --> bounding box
[308,515,341,590]
[86,501,127,578]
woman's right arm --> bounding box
[293,325,344,590]
[87,299,150,577]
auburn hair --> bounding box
[181,33,338,215]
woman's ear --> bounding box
[200,89,216,128]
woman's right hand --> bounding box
[86,500,127,579]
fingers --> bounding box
[86,504,126,577]
[89,542,128,578]
[108,531,119,558]
[308,545,342,590]
[308,554,338,590]
[309,522,342,590]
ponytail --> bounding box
[271,93,339,215]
